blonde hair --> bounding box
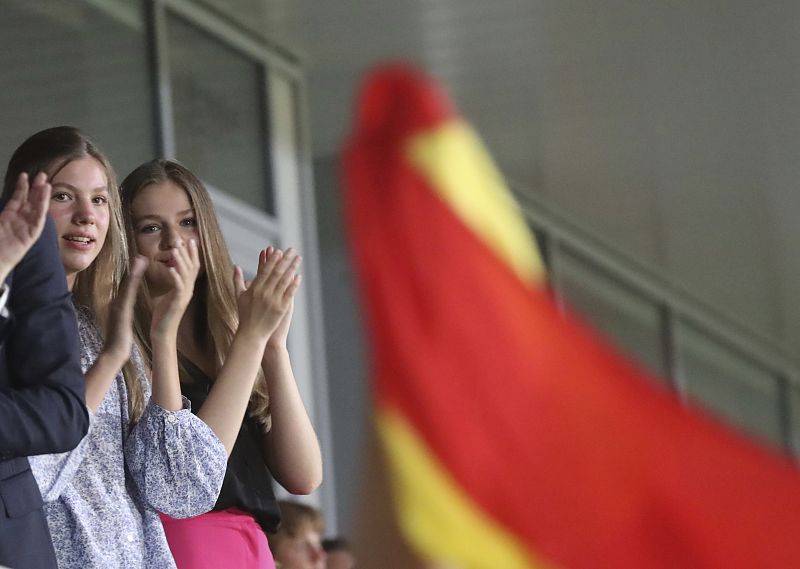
[120,159,271,431]
[2,127,144,422]
[2,126,127,320]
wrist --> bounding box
[97,348,128,370]
[151,321,179,342]
[234,328,270,352]
[150,333,178,353]
[262,343,289,361]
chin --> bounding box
[64,262,93,278]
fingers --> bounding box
[244,246,302,307]
[104,257,146,360]
[126,256,147,298]
[283,274,302,303]
[130,255,148,279]
[167,266,184,292]
[122,256,147,296]
[264,248,300,292]
[257,246,279,277]
[9,173,27,208]
[169,239,200,287]
[28,173,51,231]
[6,172,51,226]
[8,172,30,209]
[188,237,201,268]
[115,256,148,316]
[275,252,302,295]
[250,247,302,294]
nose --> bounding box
[311,546,326,563]
[72,198,95,225]
[159,225,184,250]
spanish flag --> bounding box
[343,63,800,569]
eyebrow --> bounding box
[134,208,195,223]
[51,182,108,193]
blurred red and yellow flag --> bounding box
[343,63,800,569]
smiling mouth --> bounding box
[63,236,95,244]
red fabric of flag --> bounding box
[343,62,800,569]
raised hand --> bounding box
[84,256,148,410]
[267,299,296,349]
[234,247,301,343]
[151,239,201,339]
[101,256,148,364]
[0,172,52,283]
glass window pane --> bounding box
[208,185,280,274]
[557,248,668,380]
[677,322,782,447]
[0,1,155,177]
[167,14,273,213]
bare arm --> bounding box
[195,330,265,454]
[260,302,322,495]
[196,247,301,454]
[149,240,200,411]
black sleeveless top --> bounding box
[179,357,281,533]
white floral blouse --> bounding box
[29,306,227,568]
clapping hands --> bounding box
[151,239,202,338]
[234,247,301,345]
[102,256,147,364]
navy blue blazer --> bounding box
[0,215,89,568]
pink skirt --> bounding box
[160,509,276,569]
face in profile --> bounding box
[274,521,326,569]
[130,179,201,296]
[48,156,110,288]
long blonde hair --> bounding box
[1,127,145,422]
[2,126,128,320]
[120,159,271,431]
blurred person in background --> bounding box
[322,537,355,569]
[269,500,326,569]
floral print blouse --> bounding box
[29,306,227,568]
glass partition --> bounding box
[166,12,274,213]
[0,0,155,176]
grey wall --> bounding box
[251,0,800,529]
[312,155,368,530]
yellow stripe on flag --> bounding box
[406,120,545,286]
[377,408,553,569]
